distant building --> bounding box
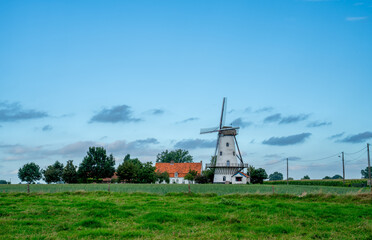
[155,161,202,184]
[102,172,118,183]
[231,172,249,184]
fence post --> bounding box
[286,158,289,185]
[27,183,30,194]
[108,182,110,192]
[367,143,371,192]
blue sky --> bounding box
[1,0,371,182]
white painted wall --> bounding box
[158,177,194,184]
[213,135,240,183]
[231,175,248,184]
[170,177,194,184]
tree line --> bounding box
[13,146,371,184]
[17,147,198,184]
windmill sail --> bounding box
[200,127,219,134]
[219,97,227,129]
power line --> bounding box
[299,153,340,162]
[263,153,340,166]
[345,150,367,162]
[344,147,367,155]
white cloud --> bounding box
[346,17,368,21]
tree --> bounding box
[18,162,42,184]
[117,154,142,183]
[332,174,343,179]
[323,176,331,179]
[184,169,198,184]
[138,162,157,183]
[269,171,283,181]
[302,175,310,180]
[62,160,78,183]
[247,165,255,180]
[361,166,371,179]
[250,167,268,184]
[42,161,64,184]
[156,149,193,163]
[0,180,8,184]
[116,154,156,183]
[204,168,215,183]
[195,174,209,184]
[155,171,170,184]
[77,147,115,182]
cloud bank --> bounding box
[279,114,309,124]
[150,109,164,115]
[262,133,311,146]
[338,131,372,143]
[0,102,48,122]
[177,117,199,124]
[230,118,252,128]
[90,105,141,123]
[307,121,332,128]
[263,113,282,123]
[328,132,344,140]
[0,138,161,162]
[174,139,216,149]
[254,107,273,113]
[42,125,53,131]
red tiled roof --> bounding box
[233,171,249,178]
[155,162,202,178]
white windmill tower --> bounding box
[201,98,248,183]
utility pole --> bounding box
[286,158,289,185]
[342,152,345,185]
[367,143,371,192]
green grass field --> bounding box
[0,183,371,195]
[0,191,371,239]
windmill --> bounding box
[201,98,248,183]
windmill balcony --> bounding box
[206,163,248,168]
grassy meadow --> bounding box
[0,183,371,195]
[0,191,371,239]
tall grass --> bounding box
[0,192,371,239]
[0,183,370,195]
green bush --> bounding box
[263,179,367,187]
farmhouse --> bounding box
[155,161,202,184]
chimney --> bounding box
[170,160,174,165]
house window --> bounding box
[175,172,178,178]
[226,142,229,147]
[223,176,226,181]
[227,160,230,166]
[176,179,179,183]
[236,177,242,182]
[233,151,235,156]
[220,151,222,156]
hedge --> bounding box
[263,179,368,188]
